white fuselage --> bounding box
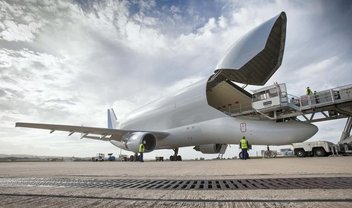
[110,79,318,149]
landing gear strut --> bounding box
[170,148,182,161]
[264,145,277,158]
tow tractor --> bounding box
[92,153,105,161]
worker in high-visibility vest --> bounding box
[240,136,249,160]
[139,141,145,162]
[306,87,312,96]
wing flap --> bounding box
[15,122,169,141]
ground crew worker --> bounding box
[240,136,249,160]
[139,141,145,162]
[314,90,319,103]
[306,87,312,96]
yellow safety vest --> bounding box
[240,139,248,149]
[306,88,312,95]
[139,144,145,153]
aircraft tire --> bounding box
[170,155,182,161]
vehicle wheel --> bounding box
[314,148,326,157]
[264,151,270,158]
[344,143,349,152]
[177,155,182,161]
[170,155,174,161]
[239,151,243,159]
[295,149,306,157]
[272,151,277,158]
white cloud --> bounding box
[0,20,43,41]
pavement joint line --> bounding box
[0,193,351,203]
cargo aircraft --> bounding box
[16,12,318,160]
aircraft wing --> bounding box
[15,122,169,141]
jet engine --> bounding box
[193,144,227,154]
[122,132,157,153]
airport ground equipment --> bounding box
[93,153,105,161]
[107,153,115,161]
[155,156,164,161]
[292,141,335,157]
[230,83,352,123]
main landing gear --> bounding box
[170,148,182,161]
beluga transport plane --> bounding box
[16,12,318,160]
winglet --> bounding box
[107,108,118,129]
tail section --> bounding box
[107,108,118,129]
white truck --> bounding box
[292,141,334,157]
[293,139,352,157]
[293,117,352,157]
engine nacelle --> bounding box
[123,132,157,153]
[193,144,227,154]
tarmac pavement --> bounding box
[0,157,351,207]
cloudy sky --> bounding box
[0,0,351,159]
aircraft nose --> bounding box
[298,122,318,140]
[306,123,318,137]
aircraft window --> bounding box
[253,95,258,101]
[268,88,278,98]
[253,91,268,102]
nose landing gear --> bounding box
[264,145,277,158]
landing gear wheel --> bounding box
[314,148,326,157]
[170,148,181,161]
[177,155,182,161]
[264,150,277,158]
[169,155,182,161]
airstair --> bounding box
[228,83,352,143]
